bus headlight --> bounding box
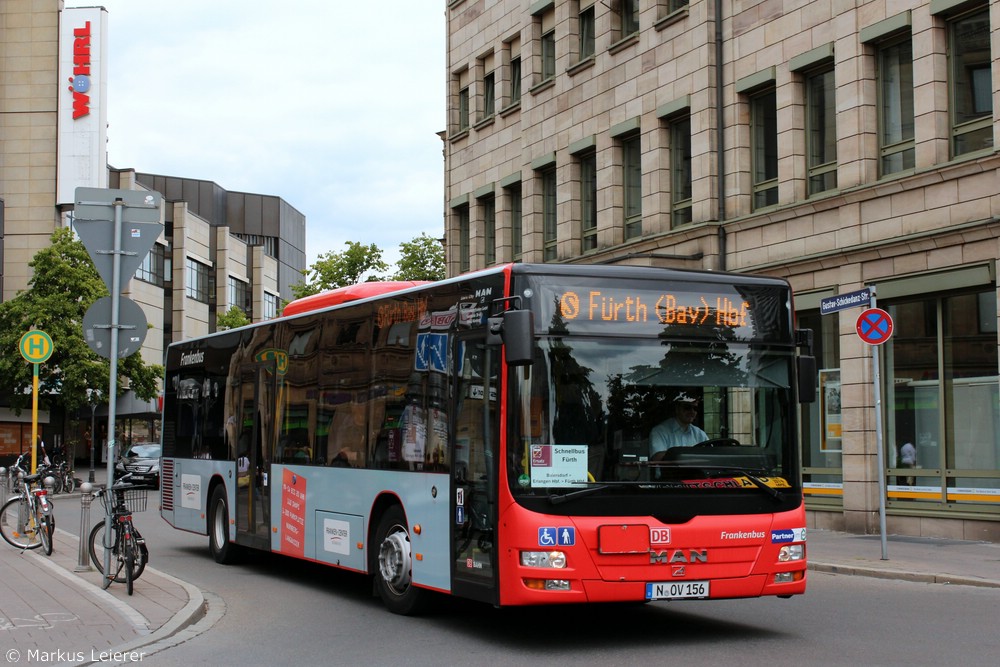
[778,544,804,562]
[520,550,567,568]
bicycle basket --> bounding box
[99,487,148,513]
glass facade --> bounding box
[884,290,1000,512]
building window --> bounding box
[457,205,470,273]
[510,55,522,105]
[233,234,276,258]
[482,71,496,119]
[806,67,837,195]
[883,288,999,510]
[617,0,640,39]
[658,0,689,18]
[580,151,598,252]
[949,8,992,156]
[263,292,279,321]
[136,243,165,287]
[482,196,496,265]
[540,166,557,261]
[878,36,915,175]
[621,133,642,239]
[458,86,470,131]
[669,115,692,227]
[750,88,778,209]
[541,29,556,81]
[185,258,211,303]
[579,4,595,61]
[229,276,250,314]
[507,181,523,261]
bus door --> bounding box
[235,361,275,550]
[451,335,500,604]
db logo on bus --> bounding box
[650,528,671,545]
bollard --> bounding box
[75,482,94,572]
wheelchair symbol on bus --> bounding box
[538,527,575,546]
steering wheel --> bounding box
[694,437,741,448]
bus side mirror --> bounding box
[797,355,817,403]
[488,309,534,366]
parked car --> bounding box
[115,443,161,489]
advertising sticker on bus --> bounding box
[280,470,307,558]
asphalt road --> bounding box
[104,508,1000,667]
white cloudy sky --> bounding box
[67,0,445,268]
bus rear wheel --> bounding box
[209,485,240,564]
[374,505,426,615]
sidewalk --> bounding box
[806,527,1000,588]
[3,496,999,666]
[0,477,206,666]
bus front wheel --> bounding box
[373,505,426,615]
[209,485,240,564]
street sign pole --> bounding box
[102,198,125,581]
[74,186,163,583]
[869,286,888,560]
[19,331,54,474]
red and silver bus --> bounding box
[161,263,816,614]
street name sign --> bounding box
[820,288,871,315]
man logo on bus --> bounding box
[650,549,708,565]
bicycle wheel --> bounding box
[0,497,42,550]
[129,524,148,581]
[123,534,135,595]
[89,521,144,582]
[39,515,53,556]
[64,475,77,494]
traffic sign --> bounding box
[19,330,54,364]
[74,187,163,292]
[83,296,149,359]
[856,308,893,345]
[821,288,871,315]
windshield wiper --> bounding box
[731,469,784,501]
[548,484,612,505]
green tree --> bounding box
[216,305,251,330]
[0,228,162,417]
[290,241,389,299]
[393,233,445,281]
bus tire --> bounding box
[373,505,426,615]
[209,485,240,564]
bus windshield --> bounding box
[507,337,797,496]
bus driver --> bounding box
[650,392,708,460]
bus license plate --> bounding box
[645,581,710,600]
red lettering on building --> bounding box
[68,21,92,119]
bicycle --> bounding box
[88,472,149,595]
[0,469,56,556]
[4,454,29,495]
[47,460,77,494]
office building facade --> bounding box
[0,1,306,456]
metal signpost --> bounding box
[74,187,162,580]
[856,291,893,560]
[19,330,54,474]
[821,286,894,559]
